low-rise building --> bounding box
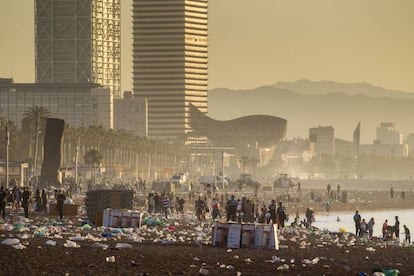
[0,78,112,129]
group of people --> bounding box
[353,211,376,238]
[354,211,411,243]
[147,192,186,219]
[0,185,67,221]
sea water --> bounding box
[312,209,414,240]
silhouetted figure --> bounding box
[56,190,66,220]
[394,216,400,239]
[41,189,48,213]
[390,186,394,199]
[403,225,411,244]
[353,210,361,237]
[0,186,7,220]
[22,187,30,218]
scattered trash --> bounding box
[244,258,254,264]
[64,240,80,248]
[1,238,20,245]
[277,264,289,270]
[45,240,57,246]
[131,260,140,267]
[199,268,209,275]
[115,243,132,249]
[12,243,26,250]
[106,256,115,262]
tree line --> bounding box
[0,106,189,181]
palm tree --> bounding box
[84,149,103,184]
[22,106,50,181]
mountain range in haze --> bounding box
[208,79,414,144]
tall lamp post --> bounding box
[33,117,40,185]
[222,151,225,192]
[5,124,9,189]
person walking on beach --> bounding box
[56,190,66,221]
[403,225,411,244]
[353,210,361,237]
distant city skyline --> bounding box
[1,0,414,93]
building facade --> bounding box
[132,0,208,139]
[405,133,414,157]
[309,126,335,155]
[35,0,121,98]
[376,122,403,145]
[360,144,408,158]
[114,92,148,137]
[0,79,113,129]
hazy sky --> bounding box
[1,0,413,93]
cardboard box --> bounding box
[241,224,255,248]
[213,222,230,247]
[121,211,132,227]
[111,210,123,227]
[268,224,279,250]
[227,224,242,248]
[131,212,142,228]
[102,209,112,227]
[49,204,78,216]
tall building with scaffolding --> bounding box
[132,0,208,140]
[35,0,121,98]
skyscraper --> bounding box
[309,126,335,155]
[132,0,208,139]
[35,0,121,98]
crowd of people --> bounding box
[0,185,68,221]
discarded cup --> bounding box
[106,256,115,262]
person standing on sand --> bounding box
[0,186,7,220]
[56,190,66,221]
[403,225,411,244]
[353,210,361,237]
[225,195,237,222]
[268,199,277,224]
[390,186,394,199]
[305,207,314,228]
[276,201,287,229]
[367,217,375,238]
[382,219,388,239]
[394,216,400,239]
[360,219,368,238]
[22,187,31,218]
[41,189,47,213]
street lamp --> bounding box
[5,124,9,189]
[33,117,40,185]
